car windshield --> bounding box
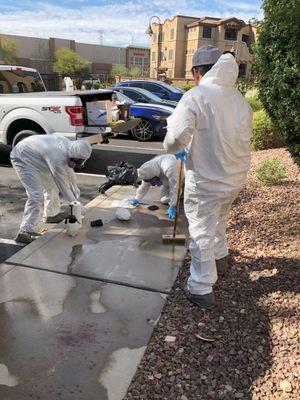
[132,87,163,102]
[158,81,184,94]
[115,91,135,104]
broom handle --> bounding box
[173,160,183,238]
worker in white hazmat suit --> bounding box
[130,154,178,219]
[164,46,252,309]
[10,135,92,244]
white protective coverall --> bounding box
[136,154,178,207]
[163,54,252,295]
[10,135,92,233]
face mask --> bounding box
[68,158,86,169]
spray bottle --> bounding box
[65,204,81,237]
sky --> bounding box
[0,0,263,47]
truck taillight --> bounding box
[65,106,84,126]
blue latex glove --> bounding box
[129,197,139,206]
[167,206,176,220]
[175,150,186,163]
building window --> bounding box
[134,56,143,66]
[170,28,175,40]
[225,28,237,40]
[152,52,156,62]
[203,25,212,39]
[169,50,174,61]
[161,32,165,42]
[160,51,165,61]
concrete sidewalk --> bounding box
[0,185,187,400]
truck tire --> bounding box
[12,130,42,147]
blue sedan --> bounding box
[111,86,178,108]
[113,91,173,141]
[116,80,184,101]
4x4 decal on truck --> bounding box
[42,106,61,114]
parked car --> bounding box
[116,80,184,101]
[111,86,177,108]
[112,91,173,141]
[0,65,137,146]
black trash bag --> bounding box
[99,161,138,194]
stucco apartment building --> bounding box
[150,15,256,80]
[0,33,150,89]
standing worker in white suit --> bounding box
[10,135,92,244]
[164,46,252,309]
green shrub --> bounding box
[256,158,287,186]
[245,89,262,112]
[252,109,285,150]
[254,0,300,164]
[180,82,195,91]
[235,79,247,96]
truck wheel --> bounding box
[12,130,41,147]
[131,119,154,141]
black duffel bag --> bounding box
[99,161,138,194]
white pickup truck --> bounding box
[0,65,136,146]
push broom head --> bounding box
[162,234,186,245]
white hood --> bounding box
[200,53,239,88]
[67,140,92,160]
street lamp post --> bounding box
[145,15,161,79]
[0,35,4,64]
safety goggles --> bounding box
[68,158,86,170]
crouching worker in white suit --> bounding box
[130,154,178,220]
[164,46,252,309]
[10,135,92,244]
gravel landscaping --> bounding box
[125,148,299,400]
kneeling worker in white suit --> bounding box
[130,154,178,219]
[10,135,92,244]
[164,46,252,309]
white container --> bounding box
[65,219,81,237]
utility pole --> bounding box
[98,30,103,45]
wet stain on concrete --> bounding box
[55,323,99,347]
[68,245,83,274]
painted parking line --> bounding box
[103,144,163,152]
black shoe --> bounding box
[216,256,229,276]
[45,212,69,224]
[183,278,216,309]
[15,231,41,244]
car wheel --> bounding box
[12,130,41,147]
[131,119,154,141]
